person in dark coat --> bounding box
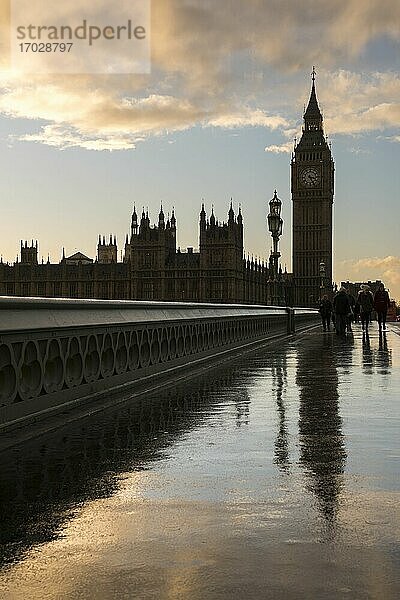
[346,289,356,332]
[374,283,390,331]
[357,285,374,331]
[319,295,333,331]
[333,287,351,336]
[353,299,360,323]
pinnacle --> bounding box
[304,81,322,119]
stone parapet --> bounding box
[0,297,318,433]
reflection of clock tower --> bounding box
[291,69,334,306]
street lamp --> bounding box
[319,260,326,299]
[267,190,284,306]
[267,190,283,280]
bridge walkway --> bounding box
[0,322,399,599]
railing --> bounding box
[0,297,318,433]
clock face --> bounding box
[300,167,321,187]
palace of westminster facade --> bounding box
[0,73,334,307]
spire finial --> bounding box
[311,66,316,83]
[304,67,323,129]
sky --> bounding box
[0,0,399,300]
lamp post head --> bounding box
[319,261,326,276]
[267,190,283,237]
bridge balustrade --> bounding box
[0,297,318,433]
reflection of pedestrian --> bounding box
[374,283,390,331]
[333,287,351,336]
[362,326,372,374]
[346,290,356,332]
[357,285,374,331]
[319,295,333,332]
[378,330,392,373]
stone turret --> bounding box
[98,235,117,264]
[20,240,38,265]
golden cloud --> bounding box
[337,256,400,300]
[0,0,399,150]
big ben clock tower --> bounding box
[291,68,335,306]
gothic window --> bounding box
[143,282,154,300]
[37,282,46,296]
[212,281,223,300]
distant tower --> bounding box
[199,203,244,303]
[170,209,176,239]
[20,240,38,265]
[131,205,138,239]
[158,204,165,230]
[200,202,206,232]
[291,68,335,306]
[97,235,117,263]
[124,208,177,300]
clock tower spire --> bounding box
[304,66,323,132]
[291,68,335,306]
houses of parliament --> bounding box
[0,202,291,305]
[0,72,334,307]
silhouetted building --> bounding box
[0,204,293,305]
[292,68,335,306]
[4,71,341,306]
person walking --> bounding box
[333,287,351,336]
[353,300,360,324]
[346,289,356,332]
[319,295,333,331]
[374,283,390,331]
[357,285,374,331]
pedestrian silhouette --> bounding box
[318,294,333,332]
[374,283,390,332]
[357,285,374,332]
[333,287,351,336]
[345,289,356,332]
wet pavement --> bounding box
[0,323,399,599]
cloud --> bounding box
[208,110,288,130]
[0,0,399,150]
[265,141,293,154]
[351,256,400,270]
[324,71,400,135]
[337,256,400,300]
[347,147,371,155]
[15,124,141,151]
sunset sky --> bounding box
[0,0,399,299]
